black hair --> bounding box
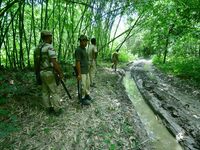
[91,38,96,44]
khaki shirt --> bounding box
[87,44,97,62]
[41,43,56,70]
[112,52,119,63]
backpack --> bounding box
[34,43,44,85]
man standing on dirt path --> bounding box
[111,49,119,71]
[38,30,64,116]
[87,38,98,87]
[75,35,92,105]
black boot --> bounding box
[85,95,92,101]
[81,97,90,105]
[47,107,54,114]
[54,109,63,116]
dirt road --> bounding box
[130,59,200,150]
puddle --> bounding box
[123,72,183,150]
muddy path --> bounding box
[130,59,200,150]
[0,66,151,150]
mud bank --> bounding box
[129,59,200,150]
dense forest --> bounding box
[0,0,200,149]
[0,0,199,82]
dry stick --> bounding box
[133,138,152,149]
[111,14,123,51]
[99,13,144,52]
[115,13,144,51]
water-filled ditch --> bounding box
[123,72,183,150]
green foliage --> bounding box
[0,71,35,139]
[0,112,19,138]
[128,0,199,59]
[119,51,130,62]
[0,97,7,105]
[109,144,116,150]
[0,74,16,98]
[153,55,200,82]
[0,108,10,116]
[0,105,20,138]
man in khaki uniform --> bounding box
[87,38,97,87]
[111,49,119,71]
[39,30,64,115]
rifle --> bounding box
[55,73,72,99]
[60,78,72,99]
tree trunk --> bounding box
[11,12,17,68]
[40,1,44,30]
[31,0,37,46]
[163,25,174,64]
[18,1,25,69]
[44,0,48,29]
[163,36,169,64]
[4,37,12,68]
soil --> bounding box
[130,59,200,150]
[0,59,199,150]
[0,65,151,150]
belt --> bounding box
[41,67,53,71]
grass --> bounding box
[153,56,200,87]
[0,74,19,138]
[0,108,20,138]
[0,65,149,149]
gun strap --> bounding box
[39,43,45,72]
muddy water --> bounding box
[123,72,183,150]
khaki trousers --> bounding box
[89,60,96,85]
[81,73,90,98]
[40,71,61,112]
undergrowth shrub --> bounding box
[153,55,200,82]
[119,51,130,62]
[0,96,20,138]
[0,72,27,139]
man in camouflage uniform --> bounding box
[39,30,64,115]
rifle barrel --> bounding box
[61,79,72,99]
